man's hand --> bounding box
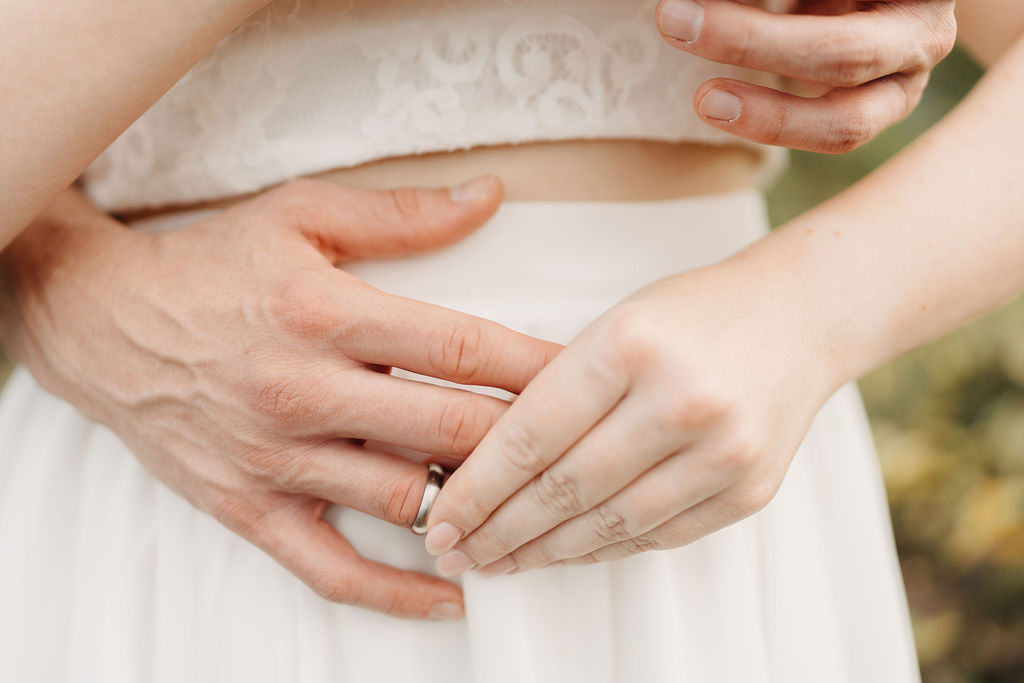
[0,177,560,619]
[656,0,957,153]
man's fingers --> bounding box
[322,372,511,458]
[257,501,464,619]
[692,73,929,153]
[425,338,629,552]
[346,289,563,393]
[272,444,437,527]
[260,174,504,263]
[656,0,956,87]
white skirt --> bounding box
[0,190,920,683]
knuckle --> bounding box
[606,306,663,368]
[533,468,585,517]
[726,480,778,518]
[761,105,790,148]
[716,22,755,66]
[495,420,547,474]
[307,571,355,604]
[386,187,428,227]
[251,374,320,423]
[928,14,957,64]
[661,387,731,432]
[714,428,761,475]
[622,535,663,556]
[383,471,425,526]
[815,31,883,87]
[436,398,486,456]
[586,503,634,544]
[822,109,875,154]
[268,272,342,340]
[428,319,488,383]
[209,493,267,541]
[265,452,315,490]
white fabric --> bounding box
[0,191,920,682]
[83,0,789,213]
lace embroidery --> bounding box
[85,0,786,212]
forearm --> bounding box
[741,33,1024,389]
[0,0,268,249]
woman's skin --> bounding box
[424,8,1024,577]
[0,0,271,249]
[0,1,985,620]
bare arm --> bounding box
[757,15,1024,388]
[0,0,268,249]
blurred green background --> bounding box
[0,45,1020,682]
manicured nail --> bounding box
[425,522,463,556]
[659,0,704,44]
[477,555,518,578]
[449,175,494,203]
[427,601,465,621]
[699,89,742,122]
[436,550,477,577]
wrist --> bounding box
[719,231,861,400]
[0,190,140,392]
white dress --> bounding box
[0,1,920,681]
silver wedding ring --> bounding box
[411,463,446,535]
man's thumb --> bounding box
[271,175,504,263]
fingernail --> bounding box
[425,522,464,556]
[477,555,518,578]
[435,550,477,577]
[427,601,465,621]
[449,175,494,203]
[699,89,742,122]
[659,0,704,44]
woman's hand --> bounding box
[0,178,559,618]
[425,256,842,576]
[655,0,957,153]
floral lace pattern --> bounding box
[85,0,786,212]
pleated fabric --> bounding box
[0,190,920,682]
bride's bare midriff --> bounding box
[122,139,764,221]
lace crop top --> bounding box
[83,0,790,213]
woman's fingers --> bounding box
[255,500,464,620]
[573,473,782,566]
[505,445,739,571]
[693,72,929,153]
[425,340,631,555]
[657,0,955,87]
[450,393,691,568]
[346,287,563,394]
